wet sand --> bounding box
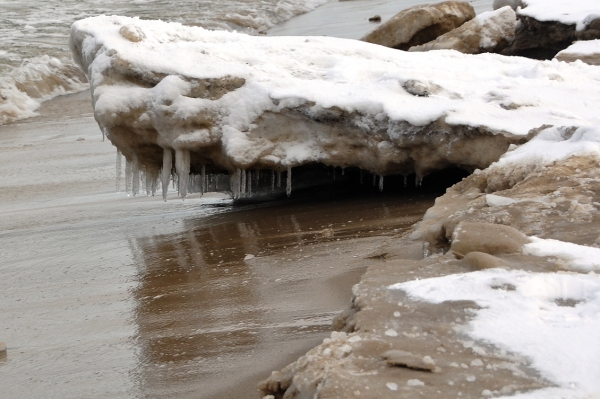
[0,90,438,398]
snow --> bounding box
[559,39,600,56]
[518,0,600,30]
[390,269,600,398]
[490,125,600,172]
[70,15,600,199]
[524,238,600,272]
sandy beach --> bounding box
[0,59,441,398]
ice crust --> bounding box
[70,16,600,199]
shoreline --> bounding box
[268,0,494,38]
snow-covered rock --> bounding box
[507,0,600,58]
[556,39,600,65]
[71,16,600,200]
[361,1,475,50]
[409,7,517,54]
[412,125,600,252]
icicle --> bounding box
[403,175,407,188]
[372,174,376,186]
[132,156,140,196]
[248,170,252,196]
[145,169,153,196]
[415,175,422,187]
[286,167,292,197]
[277,171,282,188]
[255,170,260,185]
[230,170,239,199]
[151,173,158,196]
[125,159,132,195]
[271,170,275,191]
[116,149,122,192]
[240,168,247,197]
[161,149,172,201]
[175,149,190,199]
[341,168,345,176]
[360,169,364,185]
[201,164,206,194]
[379,175,384,192]
[141,167,147,195]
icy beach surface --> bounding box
[70,15,600,200]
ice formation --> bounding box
[70,16,600,199]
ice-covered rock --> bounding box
[412,125,600,252]
[409,7,517,54]
[556,39,600,65]
[70,16,600,200]
[361,1,475,50]
[506,0,600,58]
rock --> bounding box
[368,15,381,23]
[505,1,600,59]
[462,251,507,270]
[382,349,436,371]
[361,1,475,50]
[556,39,600,66]
[119,24,146,42]
[409,7,517,54]
[450,222,530,256]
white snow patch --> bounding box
[524,238,600,272]
[390,269,600,398]
[557,39,600,58]
[490,125,600,172]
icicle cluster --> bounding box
[116,147,428,201]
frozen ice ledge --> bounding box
[70,15,600,200]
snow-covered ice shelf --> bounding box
[70,16,600,199]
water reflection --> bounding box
[128,193,435,398]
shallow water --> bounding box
[0,90,439,398]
